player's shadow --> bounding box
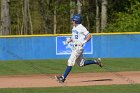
[81,79,112,82]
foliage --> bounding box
[104,0,140,32]
[1,0,140,34]
[10,0,23,35]
[1,0,98,34]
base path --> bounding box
[0,71,140,88]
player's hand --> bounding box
[66,37,71,45]
[65,41,69,45]
[82,40,87,45]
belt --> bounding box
[73,44,83,47]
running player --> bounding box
[55,14,103,83]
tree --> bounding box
[53,0,57,34]
[70,0,76,31]
[104,0,140,32]
[77,0,82,14]
[95,0,100,33]
[21,0,33,35]
[101,0,107,32]
[1,0,11,35]
[38,0,53,34]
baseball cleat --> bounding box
[96,58,103,67]
[55,76,65,83]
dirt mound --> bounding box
[0,71,139,88]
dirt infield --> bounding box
[0,71,139,88]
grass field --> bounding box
[0,58,139,75]
[0,84,139,93]
[0,58,139,93]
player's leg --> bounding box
[55,66,72,83]
[76,54,85,67]
[84,59,97,65]
[77,54,103,67]
[56,49,78,83]
[84,58,103,67]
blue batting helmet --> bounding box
[71,14,82,24]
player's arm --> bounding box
[66,37,73,45]
[85,33,92,42]
[82,33,92,45]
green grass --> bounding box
[0,58,140,92]
[0,84,139,93]
[0,58,139,75]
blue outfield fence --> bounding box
[0,33,140,60]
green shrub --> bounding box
[105,1,140,32]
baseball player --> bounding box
[55,14,103,83]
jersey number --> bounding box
[75,35,78,39]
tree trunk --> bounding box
[86,16,90,31]
[101,0,107,32]
[28,0,33,34]
[22,0,32,35]
[70,0,75,32]
[53,1,57,34]
[96,0,100,33]
[1,0,11,35]
[22,0,28,34]
[77,0,82,14]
